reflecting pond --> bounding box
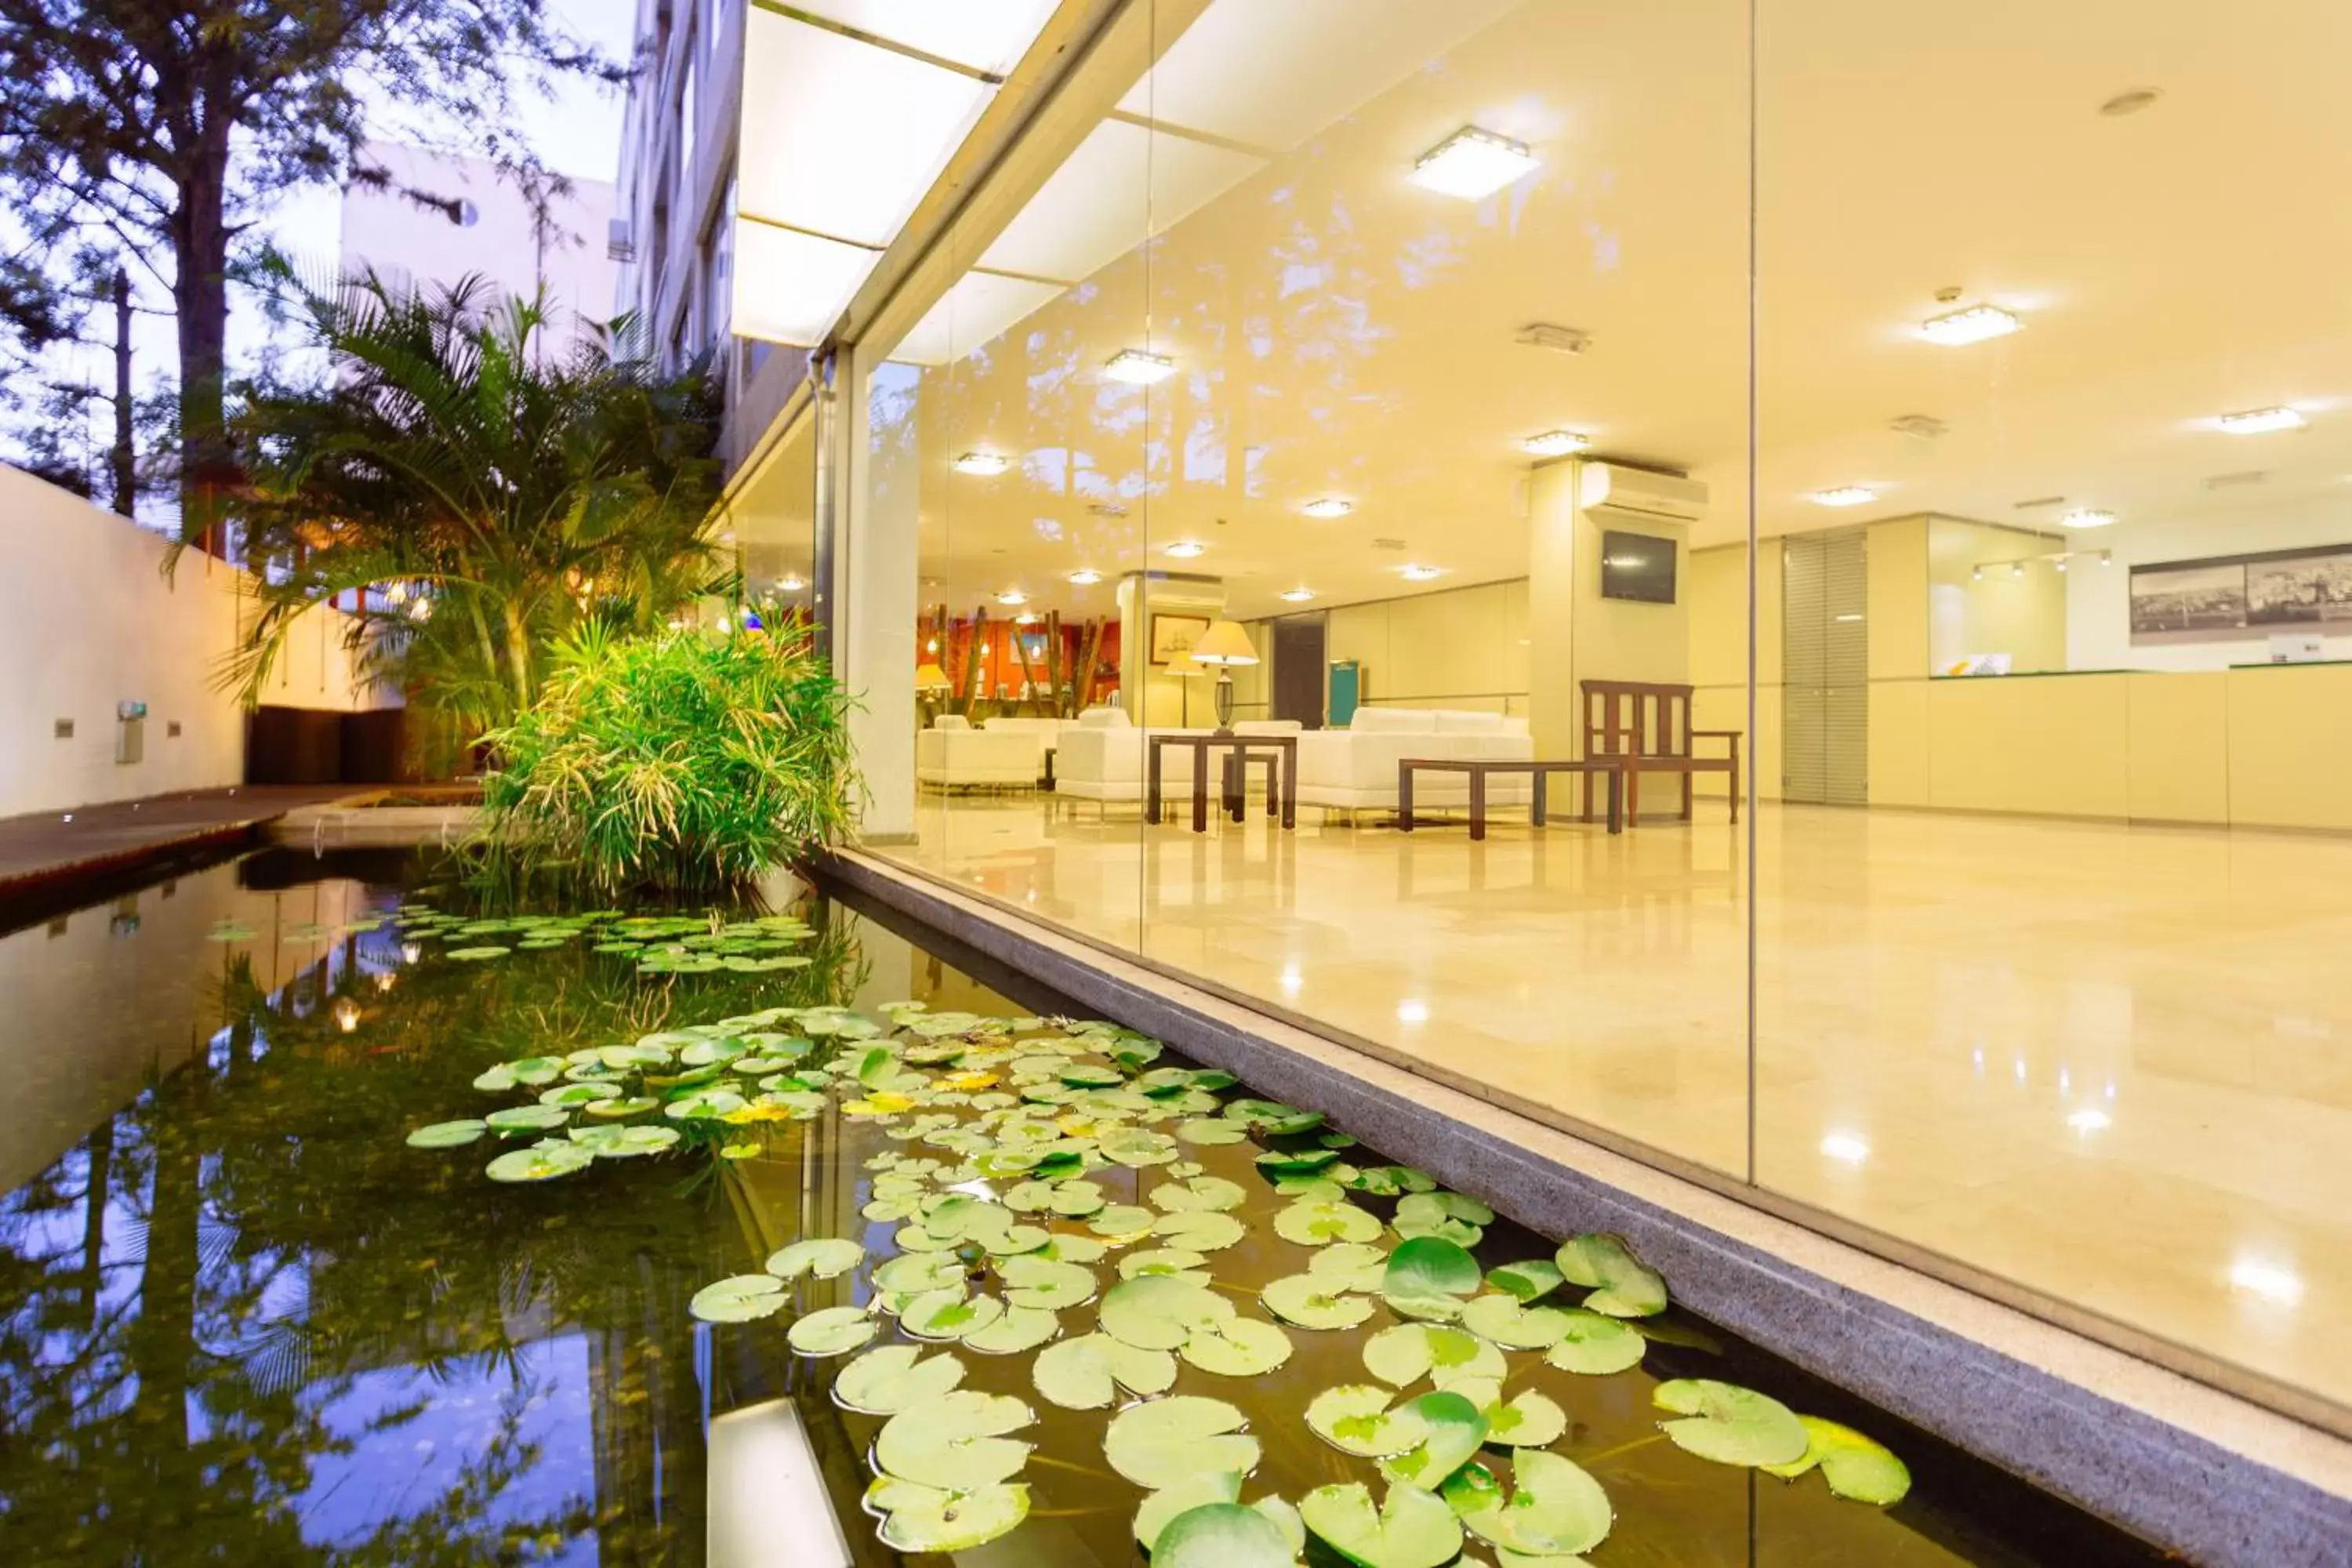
[0,849,2166,1566]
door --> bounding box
[1271,615,1328,728]
[1781,530,1868,804]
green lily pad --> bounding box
[405,1119,486,1149]
[1099,1275,1231,1351]
[484,1142,593,1181]
[902,1289,1006,1343]
[1308,1385,1432,1457]
[1461,1294,1572,1350]
[445,946,510,960]
[964,1304,1062,1355]
[1176,1116,1247,1145]
[567,1123,681,1158]
[1179,1316,1294,1376]
[1347,1165,1438,1197]
[1105,1396,1258,1489]
[1275,1199,1384,1246]
[1261,1273,1375,1330]
[833,1345,967,1414]
[874,1253,967,1294]
[873,1480,1031,1552]
[1555,1233,1668,1319]
[1450,1450,1613,1558]
[1381,1236,1482,1319]
[1224,1098,1326,1135]
[876,1389,1033,1489]
[998,1254,1098,1311]
[767,1237,865,1280]
[1149,1174,1249,1213]
[1377,1390,1490,1489]
[1300,1480,1463,1568]
[1133,1472,1243,1548]
[583,1095,662,1119]
[1032,1332,1178,1408]
[1090,1203,1158,1237]
[1153,1501,1294,1567]
[1760,1417,1911,1504]
[1653,1379,1809,1466]
[1310,1242,1391,1294]
[1119,1247,1210,1283]
[1363,1323,1508,1390]
[484,1104,570,1133]
[690,1274,786,1323]
[1542,1310,1647,1376]
[1100,1127,1180,1167]
[787,1305,878,1356]
[1254,1148,1340,1176]
[1151,1210,1247,1252]
[1485,1389,1569,1448]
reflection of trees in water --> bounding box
[0,889,864,1563]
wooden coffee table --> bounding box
[1148,733,1298,832]
[1396,758,1623,840]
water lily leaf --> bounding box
[1176,1117,1247,1145]
[471,1065,517,1092]
[998,1254,1098,1311]
[833,1345,967,1414]
[767,1237,864,1280]
[964,1305,1062,1355]
[1363,1323,1508,1389]
[788,1305,878,1356]
[567,1123,681,1158]
[1653,1379,1808,1466]
[1274,1174,1348,1200]
[1151,1210,1247,1252]
[1032,1332,1178,1408]
[1347,1164,1439,1197]
[1061,1062,1124,1088]
[1149,1174,1249,1213]
[873,1253,967,1294]
[982,1224,1051,1258]
[445,946,510,961]
[1223,1098,1326,1136]
[1450,1450,1613,1558]
[874,1480,1030,1552]
[1378,1390,1489,1489]
[405,1119,485,1148]
[1180,1316,1293,1376]
[535,1082,619,1109]
[1275,1199,1384,1247]
[690,1274,786,1323]
[902,1289,1006,1343]
[1100,1127,1181,1167]
[484,1104,570,1133]
[1261,1273,1374,1330]
[1543,1310,1647,1376]
[583,1095,662,1120]
[1090,1203,1158,1238]
[1555,1233,1668,1319]
[1461,1295,1572,1350]
[1152,1501,1294,1567]
[1039,1234,1109,1265]
[876,1389,1033,1489]
[1105,1396,1258,1489]
[1254,1148,1340,1176]
[1760,1417,1911,1504]
[1399,1190,1494,1227]
[1308,1385,1432,1457]
[485,1142,593,1181]
[1118,1247,1210,1283]
[1310,1242,1391,1294]
[1132,1472,1243,1548]
[1486,1390,1569,1448]
[1381,1236,1482,1319]
[1300,1480,1463,1568]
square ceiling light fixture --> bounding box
[1301,498,1353,518]
[1812,486,1878,508]
[1399,563,1446,582]
[1279,587,1316,603]
[2217,406,2307,434]
[1522,430,1589,458]
[995,589,1029,606]
[1103,348,1175,385]
[1918,303,2020,345]
[1066,568,1104,586]
[953,451,1011,476]
[1409,126,1538,200]
[2062,509,2117,528]
[1162,539,1207,558]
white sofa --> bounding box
[978,716,1065,784]
[1055,709,1304,811]
[916,715,1042,790]
[1295,707,1535,815]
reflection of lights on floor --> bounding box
[2227,1259,2305,1308]
[1396,999,1429,1025]
[1279,964,1303,996]
[1820,1131,1871,1165]
[2013,1058,2027,1083]
[2066,1109,2111,1133]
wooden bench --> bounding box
[1580,679,1742,825]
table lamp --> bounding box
[1163,649,1206,727]
[914,660,952,724]
[1188,619,1260,733]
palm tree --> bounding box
[216,267,728,759]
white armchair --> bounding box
[916,714,1043,790]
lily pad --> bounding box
[484,1142,593,1181]
[1555,1233,1669,1319]
[1300,1480,1464,1568]
[873,1480,1030,1552]
[902,1289,1006,1343]
[1090,1203,1158,1238]
[1254,1148,1341,1176]
[1308,1385,1432,1457]
[1461,1294,1572,1350]
[1261,1273,1376,1330]
[1759,1417,1911,1504]
[405,1119,486,1149]
[1118,1247,1210,1283]
[1099,1275,1231,1351]
[788,1305,879,1356]
[1275,1199,1384,1247]
[1179,1316,1294,1377]
[998,1254,1098,1311]
[1150,1210,1247,1252]
[1152,1502,1294,1567]
[690,1274,786,1323]
[964,1305,1062,1355]
[833,1345,967,1414]
[1310,1241,1391,1294]
[876,1389,1033,1489]
[1175,1116,1247,1145]
[567,1123,681,1158]
[1032,1332,1178,1408]
[1100,1127,1180,1167]
[1450,1450,1613,1558]
[1485,1389,1569,1448]
[1149,1174,1250,1213]
[484,1104,570,1133]
[1543,1310,1647,1376]
[1382,1236,1483,1319]
[1378,1390,1489,1489]
[767,1237,865,1280]
[1347,1164,1439,1197]
[445,946,510,961]
[873,1253,967,1295]
[1363,1323,1508,1390]
[1653,1378,1809,1467]
[1105,1396,1258,1490]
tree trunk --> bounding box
[502,600,535,715]
[111,269,135,519]
[172,127,233,554]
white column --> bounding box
[831,347,920,842]
[1526,458,1582,757]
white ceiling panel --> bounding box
[789,0,1060,75]
[739,12,995,246]
[1120,0,1520,152]
[978,119,1266,284]
[890,271,1070,366]
[731,222,880,346]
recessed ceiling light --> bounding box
[1162,539,1206,558]
[952,450,1010,476]
[2217,406,2306,435]
[1812,486,1877,507]
[1279,588,1316,603]
[1065,568,1103,586]
[1399,564,1444,582]
[995,589,1028,605]
[1918,304,2020,346]
[2061,509,2116,528]
[1407,126,1537,200]
[1301,498,1353,519]
[1522,430,1589,458]
[1103,349,1174,385]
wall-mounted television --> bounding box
[1600,530,1677,604]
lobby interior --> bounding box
[718,0,2352,1433]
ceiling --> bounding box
[741,0,2352,624]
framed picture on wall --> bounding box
[2247,547,2352,625]
[2129,561,2247,637]
[1148,613,1210,666]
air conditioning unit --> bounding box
[607,218,636,262]
[1578,462,1707,524]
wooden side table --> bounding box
[1396,757,1624,840]
[1147,734,1298,832]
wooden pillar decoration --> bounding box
[962,605,989,717]
[1075,619,1105,712]
[1042,611,1066,715]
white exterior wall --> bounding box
[0,464,383,817]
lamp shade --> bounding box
[1163,651,1207,677]
[1189,619,1259,666]
[913,661,952,691]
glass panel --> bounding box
[720,405,816,638]
[1756,0,2351,1413]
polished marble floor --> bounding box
[884,791,2352,1418]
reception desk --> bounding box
[1866,662,2352,830]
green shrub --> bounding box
[478,624,855,894]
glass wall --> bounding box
[832,0,2348,1424]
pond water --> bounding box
[0,848,2168,1566]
